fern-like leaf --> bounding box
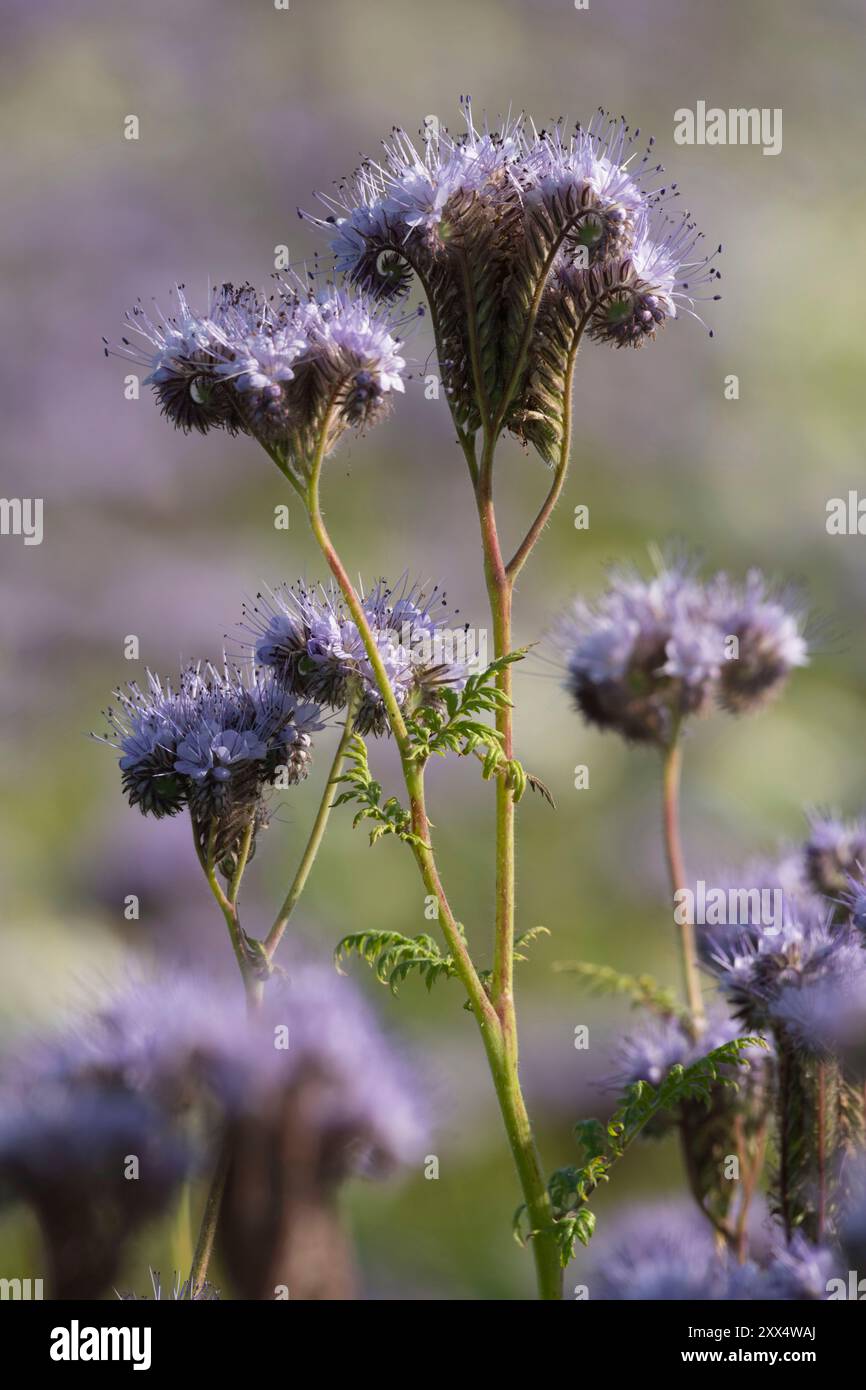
[552,959,692,1024]
[515,1036,767,1264]
[333,734,427,848]
[334,929,459,993]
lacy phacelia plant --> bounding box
[80,96,862,1303]
[558,554,807,1030]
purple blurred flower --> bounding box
[559,555,722,745]
[804,811,866,899]
[560,556,806,746]
[706,895,865,1031]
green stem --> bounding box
[188,1137,231,1298]
[265,687,361,958]
[194,819,262,1008]
[187,815,262,1296]
[505,335,579,582]
[661,737,704,1025]
[297,419,562,1299]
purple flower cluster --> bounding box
[584,1203,838,1301]
[109,279,409,468]
[245,576,468,736]
[304,100,719,349]
[560,557,807,745]
[300,99,721,462]
[699,816,866,1049]
[804,811,866,899]
[610,1007,759,1092]
[99,661,323,857]
[706,897,865,1035]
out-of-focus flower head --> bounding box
[693,854,814,962]
[559,555,806,747]
[584,1203,733,1300]
[559,555,723,745]
[706,894,865,1032]
[770,968,866,1068]
[609,1006,770,1145]
[246,576,468,737]
[610,1007,761,1092]
[706,570,808,714]
[763,1234,840,1301]
[803,811,866,900]
[585,1202,835,1301]
[839,1158,866,1272]
[0,966,427,1298]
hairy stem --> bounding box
[505,332,580,582]
[661,738,704,1025]
[297,422,562,1298]
[469,441,563,1294]
[265,686,361,959]
[189,815,262,1294]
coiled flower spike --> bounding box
[107,279,411,483]
[245,576,469,737]
[302,100,718,459]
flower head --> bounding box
[804,812,866,899]
[293,284,408,429]
[560,556,723,745]
[0,966,427,1296]
[560,556,806,746]
[559,210,722,348]
[520,112,660,267]
[585,1203,733,1300]
[706,895,865,1031]
[302,97,521,296]
[707,570,808,713]
[108,278,410,476]
[246,576,468,736]
[585,1201,835,1301]
[302,100,718,456]
[98,662,322,858]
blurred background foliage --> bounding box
[2,0,866,1298]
